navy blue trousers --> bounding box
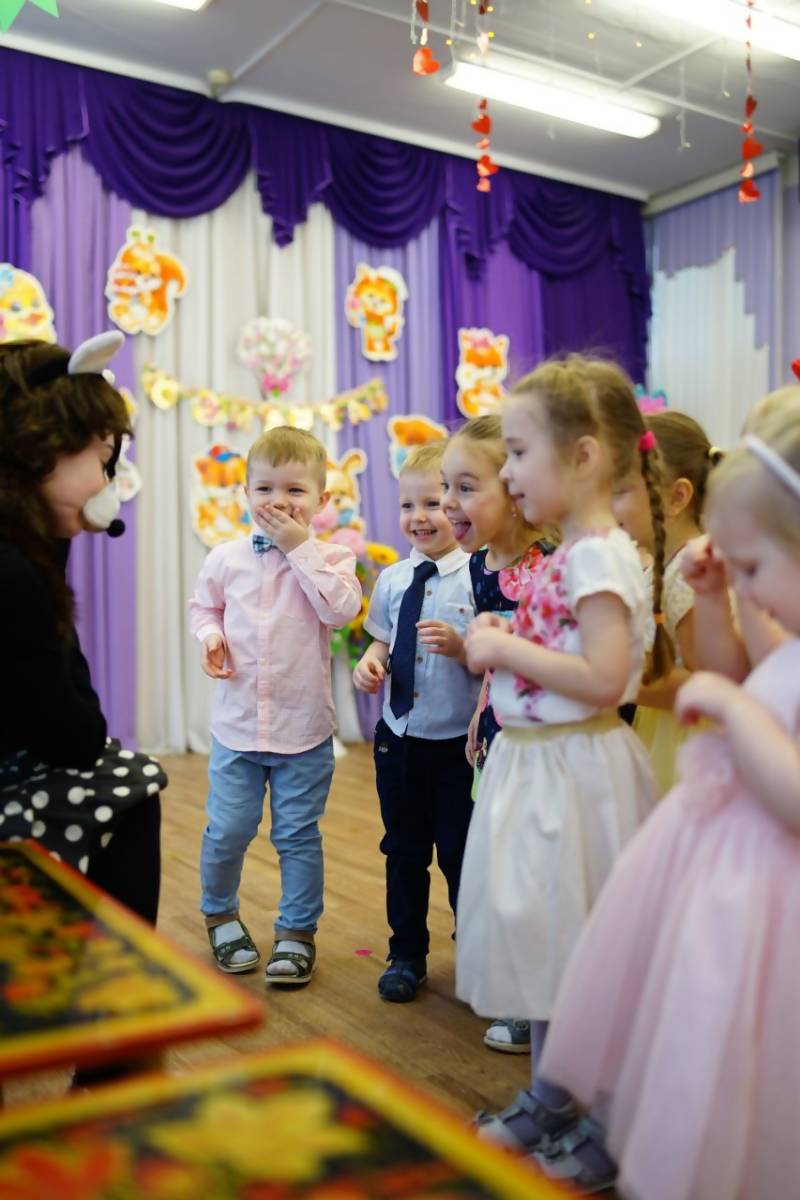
[373,719,474,962]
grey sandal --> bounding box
[473,1088,578,1153]
[207,920,260,974]
[534,1116,617,1193]
[265,939,315,986]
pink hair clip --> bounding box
[638,430,657,454]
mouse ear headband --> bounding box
[22,331,124,389]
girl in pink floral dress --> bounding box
[457,357,668,1162]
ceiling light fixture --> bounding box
[444,61,661,138]
[643,0,800,62]
[148,0,214,11]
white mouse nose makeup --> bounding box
[69,332,127,539]
[82,479,124,536]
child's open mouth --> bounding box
[412,528,436,539]
[450,520,471,542]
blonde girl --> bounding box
[442,415,556,1056]
[529,408,800,1198]
[613,411,723,794]
[459,356,665,1157]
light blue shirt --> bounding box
[364,546,481,740]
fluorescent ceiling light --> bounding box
[148,0,213,10]
[643,0,800,62]
[445,61,660,139]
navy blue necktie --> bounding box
[390,559,438,719]
[252,533,274,554]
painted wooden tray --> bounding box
[0,841,262,1075]
[0,1039,570,1198]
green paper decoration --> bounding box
[0,0,58,33]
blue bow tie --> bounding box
[252,533,274,555]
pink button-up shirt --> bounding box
[189,534,362,754]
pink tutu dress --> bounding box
[540,638,800,1200]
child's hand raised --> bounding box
[416,620,463,658]
[202,634,233,679]
[675,671,739,726]
[465,624,510,674]
[353,656,386,693]
[255,504,310,554]
[681,535,727,596]
[469,611,507,633]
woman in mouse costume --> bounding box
[0,333,165,925]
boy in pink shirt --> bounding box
[189,428,361,985]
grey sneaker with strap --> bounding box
[474,1088,578,1153]
[484,1018,532,1054]
[534,1115,618,1194]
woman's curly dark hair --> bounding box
[0,340,131,634]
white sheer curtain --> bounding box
[648,248,770,446]
[646,173,780,447]
[132,184,347,753]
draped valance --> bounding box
[0,44,648,323]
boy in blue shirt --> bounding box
[353,443,480,1001]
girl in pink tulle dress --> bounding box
[523,408,800,1198]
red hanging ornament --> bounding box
[739,1,761,204]
[410,0,439,73]
[473,97,499,192]
[413,45,440,74]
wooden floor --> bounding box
[8,743,528,1117]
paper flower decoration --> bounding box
[237,317,312,400]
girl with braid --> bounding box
[613,411,723,794]
[456,356,665,1159]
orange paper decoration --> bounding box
[412,46,440,74]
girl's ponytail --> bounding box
[639,436,675,684]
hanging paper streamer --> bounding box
[411,0,440,74]
[472,0,499,192]
[345,264,408,363]
[739,0,761,204]
[106,227,189,336]
[143,365,388,433]
[0,264,56,344]
[387,414,448,479]
[237,317,312,401]
[191,444,252,548]
[455,327,509,416]
[311,449,400,668]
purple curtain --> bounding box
[335,220,444,737]
[0,46,649,380]
[439,212,546,422]
[648,170,778,354]
[0,50,87,265]
[30,148,137,747]
[335,219,444,555]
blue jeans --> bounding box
[200,735,334,935]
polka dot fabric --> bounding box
[0,740,167,872]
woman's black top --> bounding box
[0,539,106,768]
